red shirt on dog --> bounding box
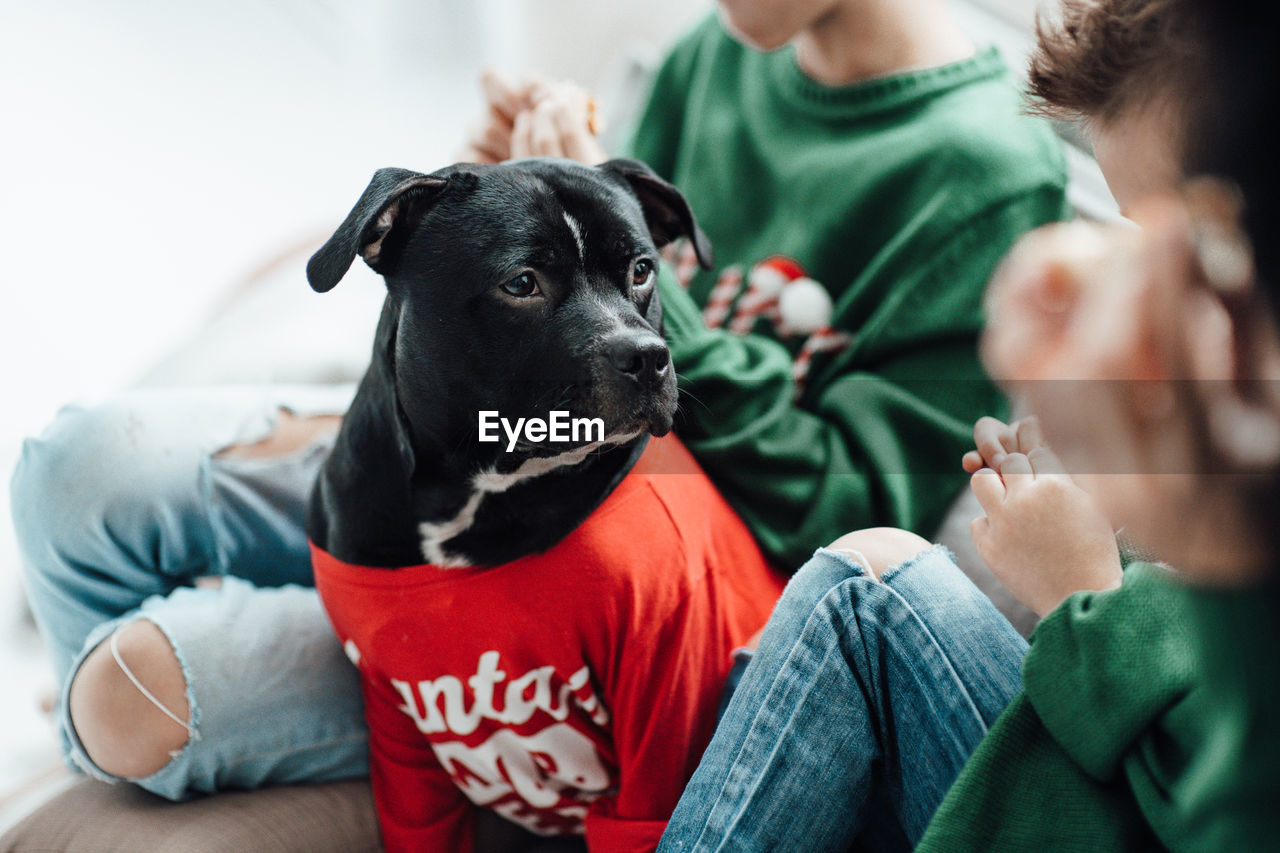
[312,434,785,853]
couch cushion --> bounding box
[0,776,381,853]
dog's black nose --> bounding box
[605,332,670,385]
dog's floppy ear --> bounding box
[307,168,449,293]
[599,158,714,270]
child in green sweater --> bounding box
[656,0,1280,850]
[461,1,1068,569]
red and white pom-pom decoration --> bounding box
[777,276,833,337]
[701,265,744,328]
[778,277,847,394]
[730,256,804,334]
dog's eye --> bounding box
[632,259,655,287]
[500,272,540,298]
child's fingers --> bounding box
[485,102,516,133]
[998,452,1034,493]
[962,449,985,473]
[527,99,563,156]
[973,416,1015,468]
[969,515,993,556]
[480,68,524,120]
[1027,445,1069,477]
[519,71,552,106]
[548,96,606,164]
[481,120,514,161]
[459,119,511,164]
[511,110,535,159]
[1014,416,1044,454]
[969,468,1006,516]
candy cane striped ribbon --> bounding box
[792,327,852,395]
[702,265,744,328]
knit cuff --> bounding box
[1022,562,1194,781]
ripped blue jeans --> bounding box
[10,386,368,799]
[659,546,1028,851]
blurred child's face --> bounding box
[986,93,1280,583]
[716,0,842,51]
[1090,106,1183,215]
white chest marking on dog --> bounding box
[417,429,643,567]
[563,212,586,263]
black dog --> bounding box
[306,157,712,569]
[303,158,784,850]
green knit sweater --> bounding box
[919,562,1280,850]
[624,16,1069,569]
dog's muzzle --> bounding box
[604,331,669,389]
[599,330,677,436]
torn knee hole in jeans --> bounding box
[108,627,201,748]
[831,549,880,581]
[67,618,201,782]
[214,407,342,461]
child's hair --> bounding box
[1026,0,1205,128]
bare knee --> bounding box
[215,409,342,460]
[69,620,192,779]
[826,527,933,581]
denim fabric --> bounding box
[659,546,1028,852]
[10,385,368,798]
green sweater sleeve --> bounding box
[1022,562,1198,780]
[925,564,1280,850]
[659,191,1064,568]
[919,566,1193,851]
[916,693,1153,852]
[1152,585,1280,851]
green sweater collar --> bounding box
[768,45,1008,120]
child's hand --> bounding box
[509,81,606,164]
[968,442,1122,617]
[962,415,1045,474]
[456,69,605,165]
[456,69,544,164]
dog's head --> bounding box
[307,158,712,461]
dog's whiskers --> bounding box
[675,378,712,415]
